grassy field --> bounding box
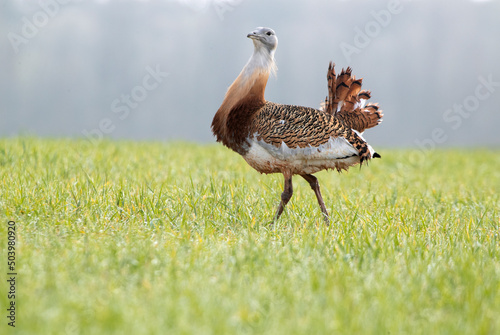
[0,137,499,334]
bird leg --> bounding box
[274,173,293,221]
[301,174,330,225]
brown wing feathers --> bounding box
[251,102,350,149]
[250,61,384,163]
[324,62,383,134]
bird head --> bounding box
[247,27,278,54]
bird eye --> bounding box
[266,31,272,36]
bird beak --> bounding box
[247,32,259,39]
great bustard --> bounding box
[211,27,383,224]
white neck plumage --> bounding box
[242,44,277,79]
[217,44,276,116]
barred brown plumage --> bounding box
[211,27,383,224]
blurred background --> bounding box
[1,0,499,148]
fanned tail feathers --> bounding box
[322,62,383,134]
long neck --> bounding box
[212,46,275,151]
[219,47,275,115]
